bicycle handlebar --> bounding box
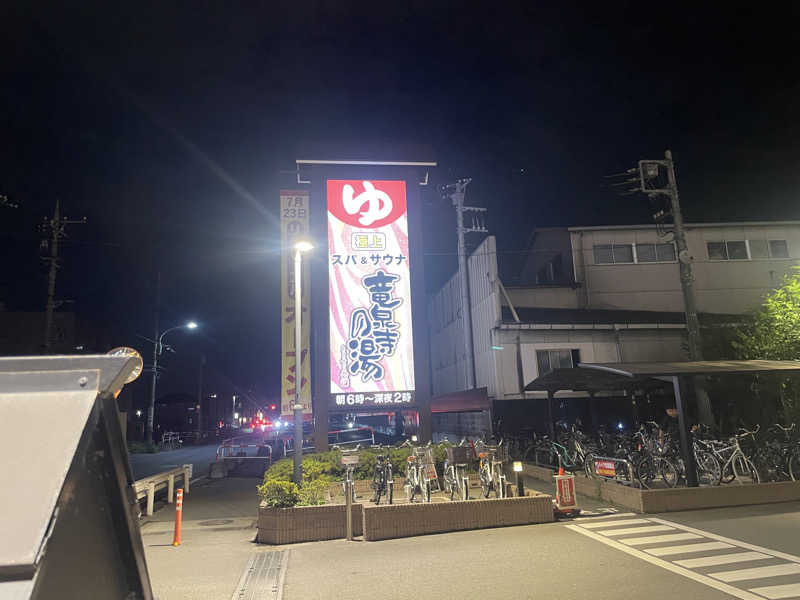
[772,423,796,433]
[735,424,760,438]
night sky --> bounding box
[2,2,799,397]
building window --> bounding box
[770,240,789,258]
[727,241,748,260]
[635,243,676,262]
[536,349,580,376]
[707,239,789,261]
[593,244,633,264]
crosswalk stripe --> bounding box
[572,512,637,522]
[675,552,772,569]
[621,532,702,546]
[748,583,800,599]
[601,525,675,537]
[580,518,651,529]
[647,518,800,565]
[646,542,734,557]
[566,524,763,600]
[710,563,800,582]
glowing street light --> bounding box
[145,320,199,444]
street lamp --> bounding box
[146,321,198,444]
[293,239,313,486]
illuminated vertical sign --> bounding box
[328,180,416,409]
[280,190,311,417]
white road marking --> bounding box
[566,525,764,600]
[580,518,652,529]
[600,525,675,537]
[647,542,735,557]
[647,518,800,565]
[572,512,637,522]
[675,552,772,569]
[711,564,800,583]
[749,583,800,599]
[622,532,703,546]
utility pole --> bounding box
[442,179,487,391]
[636,150,714,426]
[147,272,161,444]
[196,353,205,436]
[40,199,86,352]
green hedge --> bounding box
[257,444,463,507]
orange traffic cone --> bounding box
[558,455,565,476]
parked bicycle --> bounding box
[442,442,471,501]
[478,440,507,498]
[371,451,393,505]
[405,449,432,502]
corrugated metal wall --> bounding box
[427,236,500,399]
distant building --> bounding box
[427,221,800,435]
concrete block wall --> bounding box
[257,503,363,544]
[362,495,554,541]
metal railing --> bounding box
[160,431,183,450]
[215,442,273,464]
[133,465,191,516]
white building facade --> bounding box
[427,222,800,428]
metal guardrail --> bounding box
[133,465,191,516]
[216,442,273,464]
[160,431,183,450]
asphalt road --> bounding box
[128,443,227,480]
[128,432,280,480]
[284,502,800,600]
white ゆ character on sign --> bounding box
[343,181,392,226]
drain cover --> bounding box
[232,551,289,600]
[198,519,234,526]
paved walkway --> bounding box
[141,476,266,600]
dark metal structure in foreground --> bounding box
[0,355,152,600]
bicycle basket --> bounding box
[446,446,471,464]
[494,444,509,462]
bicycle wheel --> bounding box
[732,455,760,485]
[461,476,470,501]
[422,480,431,503]
[789,449,800,481]
[584,453,596,478]
[695,452,721,486]
[388,481,393,505]
[720,459,736,484]
[659,458,680,488]
[634,456,655,488]
[479,466,491,498]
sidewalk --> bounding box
[141,475,269,600]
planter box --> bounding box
[257,502,363,544]
[362,494,554,541]
[522,461,800,513]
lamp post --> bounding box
[146,321,198,444]
[293,240,313,486]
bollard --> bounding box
[172,489,183,546]
[345,480,353,541]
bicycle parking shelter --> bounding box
[527,360,800,487]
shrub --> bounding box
[298,476,332,506]
[258,479,300,508]
[127,441,159,454]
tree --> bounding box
[733,267,800,423]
